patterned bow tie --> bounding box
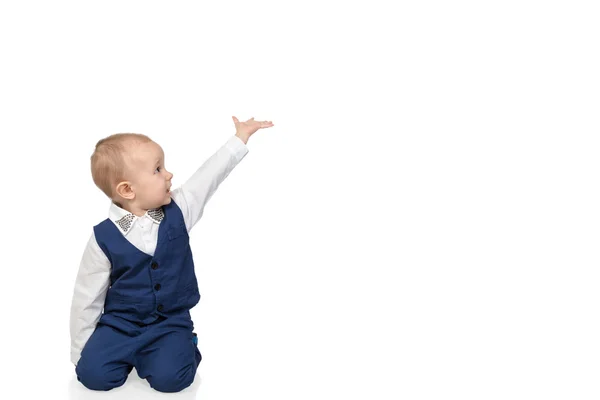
[115,207,165,233]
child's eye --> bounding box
[155,167,161,173]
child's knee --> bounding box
[75,357,129,391]
[147,363,197,393]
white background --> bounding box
[0,1,598,399]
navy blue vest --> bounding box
[94,199,200,325]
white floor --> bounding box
[67,368,202,399]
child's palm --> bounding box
[232,116,274,137]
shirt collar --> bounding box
[109,201,165,235]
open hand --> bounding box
[232,116,274,144]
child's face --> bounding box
[119,140,173,209]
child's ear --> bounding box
[115,181,135,200]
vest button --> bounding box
[151,262,158,270]
[154,284,161,291]
[157,304,164,312]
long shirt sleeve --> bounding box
[69,232,111,366]
[172,135,248,233]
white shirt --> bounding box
[69,135,248,366]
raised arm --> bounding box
[69,232,111,366]
[171,116,274,233]
[170,135,249,233]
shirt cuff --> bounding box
[71,346,81,366]
[225,135,249,163]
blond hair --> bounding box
[90,133,153,200]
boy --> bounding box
[70,116,274,392]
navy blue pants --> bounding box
[75,310,201,393]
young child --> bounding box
[70,116,274,393]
